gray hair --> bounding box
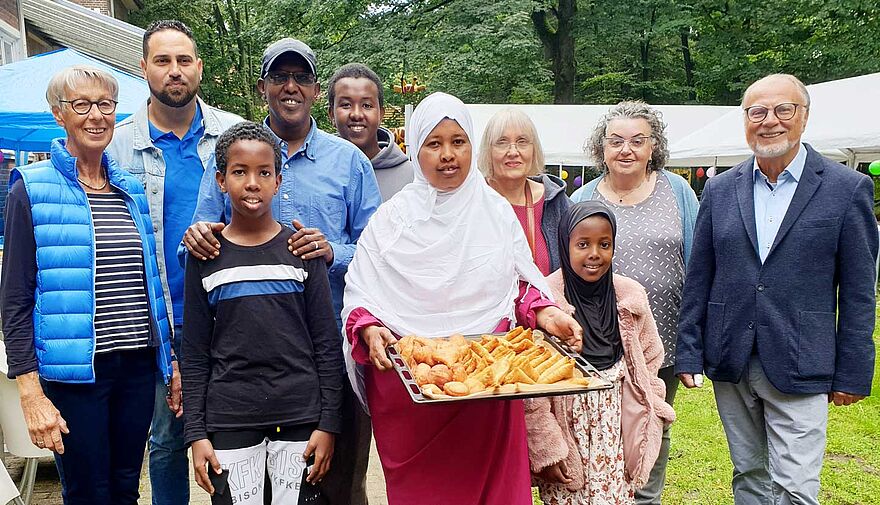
[46,65,119,109]
[587,101,669,173]
[478,108,546,179]
[742,73,811,107]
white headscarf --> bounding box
[342,92,551,339]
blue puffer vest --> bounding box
[10,139,173,384]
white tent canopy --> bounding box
[458,104,736,167]
[669,73,880,167]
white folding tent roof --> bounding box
[669,73,880,167]
[461,104,736,167]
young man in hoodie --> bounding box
[328,63,414,201]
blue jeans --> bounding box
[149,324,190,505]
[42,348,156,505]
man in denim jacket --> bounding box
[107,20,242,505]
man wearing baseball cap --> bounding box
[183,38,380,505]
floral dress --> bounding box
[538,359,634,505]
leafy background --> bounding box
[130,0,880,124]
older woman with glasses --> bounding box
[479,108,571,274]
[1,65,174,505]
[570,101,699,504]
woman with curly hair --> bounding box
[570,101,699,504]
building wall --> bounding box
[69,0,110,16]
[0,0,19,30]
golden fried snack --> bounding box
[412,344,435,366]
[448,334,469,348]
[428,364,454,386]
[464,376,485,394]
[397,335,416,358]
[432,346,459,368]
[538,360,575,384]
[443,381,469,397]
[398,327,598,399]
[451,363,468,382]
[421,384,443,396]
[520,361,539,382]
[469,341,496,364]
[512,339,534,353]
[508,328,531,345]
[483,338,500,352]
[534,354,563,375]
[489,359,511,386]
[413,362,431,385]
[504,367,536,385]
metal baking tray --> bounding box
[386,330,613,404]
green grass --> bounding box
[535,308,880,505]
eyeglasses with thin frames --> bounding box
[743,103,806,123]
[265,71,317,86]
[492,139,533,152]
[60,99,118,115]
[604,135,650,150]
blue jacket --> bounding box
[675,145,877,395]
[532,174,571,272]
[10,139,173,384]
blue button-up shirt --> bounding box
[190,117,381,329]
[150,104,205,326]
[753,143,807,262]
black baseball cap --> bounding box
[261,38,317,77]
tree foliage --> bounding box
[130,0,880,120]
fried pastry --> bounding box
[443,381,469,396]
[397,326,597,399]
[428,364,454,386]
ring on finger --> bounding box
[313,241,319,251]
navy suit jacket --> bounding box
[676,145,877,395]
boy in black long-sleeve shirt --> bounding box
[182,122,342,505]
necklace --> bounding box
[77,170,108,191]
[605,173,649,203]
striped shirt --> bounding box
[87,192,151,353]
[181,227,343,443]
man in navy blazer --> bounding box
[676,74,877,505]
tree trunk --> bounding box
[680,27,696,101]
[639,7,657,101]
[531,0,577,104]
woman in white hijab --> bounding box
[342,92,582,505]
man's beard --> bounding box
[150,82,197,108]
[751,138,797,158]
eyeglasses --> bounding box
[604,135,650,150]
[60,99,118,115]
[743,103,806,123]
[492,139,533,152]
[265,71,317,86]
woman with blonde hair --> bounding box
[479,108,571,274]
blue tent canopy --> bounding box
[0,48,148,154]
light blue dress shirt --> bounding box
[189,117,381,329]
[753,143,807,262]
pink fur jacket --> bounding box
[525,270,676,490]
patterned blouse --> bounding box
[597,176,685,368]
